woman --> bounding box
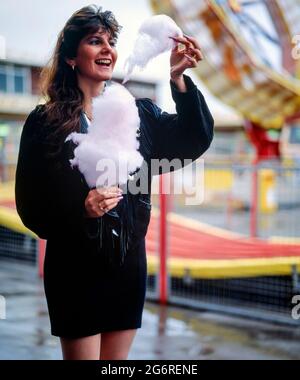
[15,5,214,360]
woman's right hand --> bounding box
[84,186,123,218]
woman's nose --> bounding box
[101,41,113,53]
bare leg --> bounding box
[60,333,101,360]
[100,329,137,360]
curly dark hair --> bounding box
[40,4,122,158]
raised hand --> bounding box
[169,34,203,82]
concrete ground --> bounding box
[0,259,300,360]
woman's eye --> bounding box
[89,38,117,47]
[90,39,99,45]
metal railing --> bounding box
[146,161,300,326]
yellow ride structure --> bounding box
[150,0,300,135]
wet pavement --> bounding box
[0,259,300,360]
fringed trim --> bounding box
[95,189,135,268]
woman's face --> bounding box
[74,28,118,82]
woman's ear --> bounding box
[65,58,76,69]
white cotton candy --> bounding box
[123,14,183,83]
[65,83,143,188]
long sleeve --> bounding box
[15,107,52,239]
[136,74,214,175]
[45,140,92,238]
[15,106,91,240]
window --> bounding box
[289,126,300,144]
[14,75,24,93]
[0,64,30,94]
[0,72,7,92]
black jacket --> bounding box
[15,75,214,259]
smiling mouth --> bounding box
[95,59,112,67]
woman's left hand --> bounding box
[169,34,203,81]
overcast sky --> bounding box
[0,0,240,116]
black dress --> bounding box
[15,75,214,338]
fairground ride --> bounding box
[150,0,300,161]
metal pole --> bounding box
[250,158,258,238]
[159,174,168,304]
[38,239,46,278]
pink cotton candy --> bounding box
[123,14,183,83]
[65,83,143,188]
